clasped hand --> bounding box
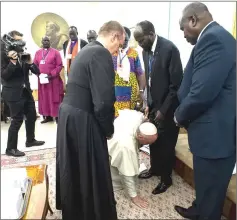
[143,107,164,123]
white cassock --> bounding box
[108,109,144,198]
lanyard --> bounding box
[42,49,50,61]
[118,50,128,67]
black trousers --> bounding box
[149,114,180,183]
[188,154,236,220]
[6,89,36,150]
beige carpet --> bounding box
[2,148,196,219]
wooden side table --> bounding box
[20,164,53,219]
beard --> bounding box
[186,36,198,45]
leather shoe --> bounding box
[138,170,153,179]
[152,181,172,194]
[26,139,45,147]
[41,116,53,124]
[6,149,25,157]
[174,205,197,219]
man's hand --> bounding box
[139,91,145,103]
[174,115,183,127]
[7,50,18,63]
[25,55,33,64]
[144,106,149,119]
[45,74,53,79]
[154,110,164,124]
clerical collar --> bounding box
[151,34,158,53]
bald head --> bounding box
[87,30,97,43]
[183,2,210,18]
[180,2,213,45]
[42,36,50,48]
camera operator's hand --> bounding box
[25,55,33,64]
[7,50,18,64]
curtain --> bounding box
[232,10,236,39]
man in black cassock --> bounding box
[56,21,125,220]
[134,21,183,195]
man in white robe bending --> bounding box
[108,109,157,208]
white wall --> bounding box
[1,2,235,89]
[169,2,236,67]
[1,2,170,56]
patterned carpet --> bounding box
[1,148,196,219]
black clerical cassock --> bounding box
[56,41,117,220]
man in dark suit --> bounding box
[134,21,183,194]
[174,3,236,219]
[1,30,45,157]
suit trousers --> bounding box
[190,154,236,220]
[149,117,179,183]
[6,88,37,150]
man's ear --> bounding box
[190,15,198,27]
[149,31,155,36]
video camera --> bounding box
[1,34,30,62]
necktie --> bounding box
[147,51,154,106]
[148,52,154,77]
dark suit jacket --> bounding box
[143,36,183,121]
[62,39,88,58]
[175,22,236,159]
[1,52,40,102]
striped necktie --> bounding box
[147,51,154,106]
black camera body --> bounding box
[1,34,30,62]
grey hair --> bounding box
[181,2,212,23]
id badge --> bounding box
[66,54,72,59]
[40,60,45,64]
[117,66,123,75]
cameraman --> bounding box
[1,30,45,157]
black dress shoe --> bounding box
[6,149,25,157]
[174,205,197,219]
[152,181,172,195]
[138,170,153,179]
[41,116,53,124]
[26,139,45,147]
